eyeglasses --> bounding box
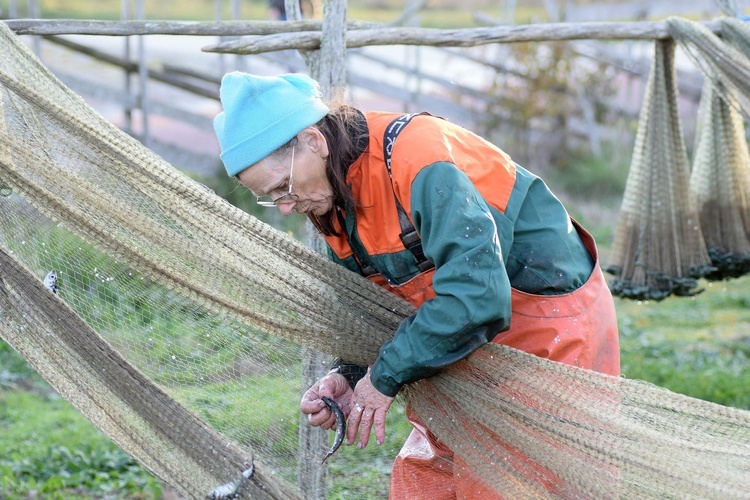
[256,146,298,207]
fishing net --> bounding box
[668,17,750,280]
[607,17,750,299]
[688,80,750,279]
[605,39,713,300]
[2,20,750,500]
[668,16,750,119]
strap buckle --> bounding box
[400,229,435,272]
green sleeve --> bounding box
[370,162,511,396]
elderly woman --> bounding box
[213,72,620,497]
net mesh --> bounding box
[2,19,750,500]
[689,80,750,279]
[674,16,750,280]
[669,17,750,118]
[607,17,750,299]
[0,247,291,499]
[605,39,713,300]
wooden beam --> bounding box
[201,20,723,54]
[3,18,377,36]
[5,18,724,47]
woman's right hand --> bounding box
[300,372,353,430]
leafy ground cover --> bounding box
[615,280,750,409]
[0,363,162,498]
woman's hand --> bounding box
[300,372,353,431]
[347,370,395,448]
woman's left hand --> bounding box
[347,369,395,449]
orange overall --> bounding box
[322,112,620,498]
[387,222,620,499]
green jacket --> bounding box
[324,112,593,396]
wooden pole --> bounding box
[270,7,332,499]
[230,0,246,72]
[136,0,149,147]
[4,18,377,36]
[4,18,723,43]
[293,0,348,497]
[201,20,724,54]
[121,0,133,135]
[310,0,347,92]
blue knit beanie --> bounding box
[213,72,330,176]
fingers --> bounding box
[300,389,326,415]
[300,372,353,425]
[345,371,395,448]
[373,407,388,445]
[301,399,330,428]
[356,407,377,448]
[302,395,344,429]
[319,373,352,399]
[345,402,386,448]
[300,375,355,432]
[346,402,364,446]
[309,409,337,430]
[301,388,340,429]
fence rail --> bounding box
[5,18,723,42]
[3,15,706,171]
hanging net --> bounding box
[669,16,750,280]
[668,16,750,119]
[689,80,750,279]
[605,39,713,300]
[2,20,750,499]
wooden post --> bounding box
[308,0,347,93]
[294,0,348,498]
[27,0,40,55]
[297,346,329,500]
[215,0,227,78]
[230,0,246,72]
[121,0,133,135]
[404,0,422,113]
[135,0,149,147]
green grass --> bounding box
[0,382,161,498]
[0,337,412,498]
[613,280,750,409]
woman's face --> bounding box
[237,128,333,216]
